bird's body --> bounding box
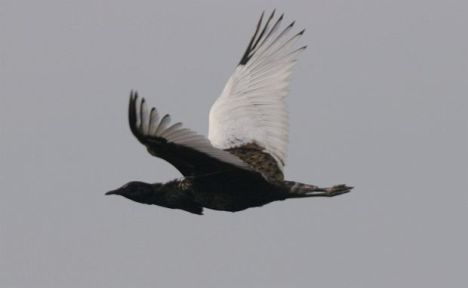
[172,173,281,214]
[108,174,350,215]
[107,11,353,215]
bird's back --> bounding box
[225,143,284,181]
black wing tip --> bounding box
[128,91,138,137]
[129,90,137,112]
[239,11,266,65]
[128,90,148,140]
[161,113,171,121]
[129,90,147,107]
[239,11,303,66]
[268,9,276,19]
[130,89,138,97]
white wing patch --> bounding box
[208,11,306,169]
[133,95,252,170]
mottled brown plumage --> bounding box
[226,143,284,181]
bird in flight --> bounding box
[106,11,353,215]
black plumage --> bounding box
[106,11,353,215]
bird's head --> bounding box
[106,181,160,203]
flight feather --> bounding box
[129,92,251,176]
[208,11,306,170]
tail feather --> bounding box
[284,181,353,198]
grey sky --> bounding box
[1,0,467,287]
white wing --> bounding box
[208,11,306,170]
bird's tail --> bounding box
[283,181,353,198]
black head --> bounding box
[106,181,160,204]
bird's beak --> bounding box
[105,189,119,196]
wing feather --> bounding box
[208,11,306,169]
[129,92,252,176]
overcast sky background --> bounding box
[1,0,467,287]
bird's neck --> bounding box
[131,181,179,204]
[145,180,202,215]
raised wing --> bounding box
[129,92,252,177]
[208,11,306,171]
